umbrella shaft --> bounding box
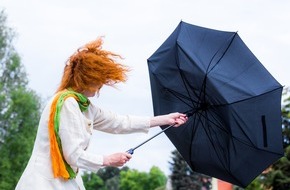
[128,124,174,154]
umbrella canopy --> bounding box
[147,21,284,187]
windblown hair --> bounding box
[56,37,129,93]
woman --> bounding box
[15,37,188,190]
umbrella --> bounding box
[147,21,284,187]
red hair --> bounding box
[56,37,129,93]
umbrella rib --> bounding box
[188,110,227,165]
[190,111,244,185]
[199,108,283,155]
[198,111,231,170]
[176,45,199,109]
[194,111,255,186]
[165,88,196,108]
[214,86,283,107]
[200,109,257,149]
[188,111,203,170]
[177,45,216,112]
[178,70,198,108]
[206,32,238,74]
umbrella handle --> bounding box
[127,148,134,155]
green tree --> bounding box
[82,166,128,190]
[119,169,149,190]
[105,176,120,190]
[148,166,167,190]
[119,166,167,190]
[263,146,290,190]
[82,166,166,190]
[169,150,212,190]
[97,166,122,182]
[282,87,290,148]
[101,166,129,190]
[0,9,42,190]
[82,171,106,190]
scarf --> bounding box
[48,90,90,179]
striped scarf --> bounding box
[48,90,90,179]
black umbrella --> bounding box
[146,21,284,187]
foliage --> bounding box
[119,166,166,190]
[0,9,42,190]
[169,149,212,190]
[234,177,264,190]
[148,166,167,189]
[82,171,106,190]
[262,146,290,190]
[97,166,123,182]
[82,166,167,190]
[119,169,149,190]
[282,87,290,148]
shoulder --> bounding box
[62,97,84,114]
[64,96,78,105]
[50,94,79,111]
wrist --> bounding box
[150,115,168,127]
[102,155,110,166]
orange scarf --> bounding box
[48,90,90,179]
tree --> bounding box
[169,150,212,190]
[262,146,290,190]
[82,171,106,190]
[101,166,129,190]
[119,169,149,190]
[282,87,290,148]
[119,166,167,190]
[97,166,123,182]
[0,9,42,190]
[148,166,167,190]
[82,167,124,190]
[82,166,166,190]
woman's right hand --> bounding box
[103,152,132,167]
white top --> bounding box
[15,97,150,190]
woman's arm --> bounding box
[91,105,188,134]
[91,105,150,134]
[101,113,188,166]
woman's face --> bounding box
[83,85,103,97]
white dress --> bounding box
[15,97,150,190]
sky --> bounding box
[1,0,290,175]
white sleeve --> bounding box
[59,98,103,173]
[90,105,151,134]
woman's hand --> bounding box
[150,112,188,127]
[103,152,132,167]
[168,112,188,127]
